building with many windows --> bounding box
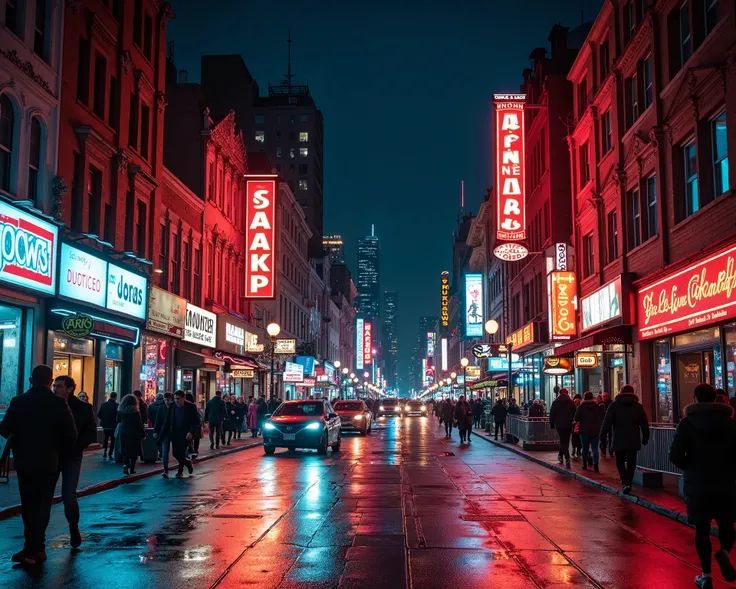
[382,290,398,390]
[323,234,344,264]
[356,233,380,322]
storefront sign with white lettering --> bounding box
[184,304,216,348]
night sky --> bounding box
[169,0,604,391]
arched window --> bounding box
[0,95,14,192]
[28,117,42,201]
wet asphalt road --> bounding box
[0,415,719,588]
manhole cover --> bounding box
[461,515,526,522]
[441,451,455,456]
[210,514,263,519]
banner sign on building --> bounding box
[465,273,484,337]
[147,286,186,338]
[363,322,373,366]
[549,271,577,340]
[440,271,450,330]
[274,338,296,354]
[184,303,216,348]
[0,201,57,295]
[427,332,435,357]
[59,243,107,308]
[575,352,599,368]
[637,242,736,340]
[441,337,448,372]
[245,179,277,299]
[582,277,622,332]
[356,318,365,370]
[466,365,481,381]
[283,361,304,382]
[107,263,147,320]
[231,367,255,378]
[506,322,535,350]
[487,356,524,371]
[493,94,527,242]
[296,355,315,376]
[555,243,568,270]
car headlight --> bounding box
[354,414,363,420]
[394,406,400,411]
[421,405,427,411]
[263,422,276,431]
[305,422,322,430]
[379,406,385,411]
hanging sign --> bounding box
[440,271,450,330]
[356,318,365,370]
[284,361,304,382]
[575,352,599,368]
[494,242,529,262]
[494,94,527,242]
[274,338,296,354]
[184,303,216,348]
[543,357,573,375]
[465,273,484,337]
[62,313,94,338]
[363,322,373,365]
[231,368,255,378]
[245,179,277,298]
[147,286,186,338]
[506,322,535,349]
[549,271,577,340]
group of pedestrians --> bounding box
[434,396,486,444]
[204,392,279,447]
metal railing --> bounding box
[637,423,682,476]
[506,415,559,444]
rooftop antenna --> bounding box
[461,180,465,210]
[283,27,295,92]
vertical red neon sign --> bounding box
[493,94,527,242]
[363,322,372,365]
[245,180,277,298]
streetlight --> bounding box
[451,371,457,380]
[266,323,281,404]
[341,367,349,398]
[363,371,370,379]
[485,320,500,337]
[460,357,469,399]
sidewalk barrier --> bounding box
[637,423,682,476]
[505,415,559,450]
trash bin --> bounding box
[484,409,492,433]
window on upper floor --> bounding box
[606,209,618,264]
[289,148,295,159]
[108,75,118,130]
[601,110,612,155]
[275,147,281,158]
[133,0,143,47]
[712,112,729,196]
[87,165,101,236]
[207,162,215,201]
[28,117,41,203]
[300,113,309,123]
[627,187,641,250]
[299,179,308,191]
[645,175,658,240]
[159,222,168,284]
[77,37,91,105]
[182,240,190,299]
[642,55,653,110]
[583,232,595,277]
[679,1,692,67]
[5,0,19,38]
[299,163,308,175]
[624,0,637,41]
[299,132,309,142]
[128,92,139,149]
[577,79,587,119]
[599,41,610,82]
[143,12,153,60]
[300,147,308,158]
[171,231,180,295]
[218,169,224,208]
[683,140,699,218]
[34,0,48,61]
[254,114,265,124]
[627,73,639,128]
[93,54,107,119]
[136,200,147,258]
[193,247,201,303]
[0,96,14,193]
[705,0,719,37]
[579,142,590,188]
[255,130,265,143]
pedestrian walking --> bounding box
[248,398,259,437]
[77,391,90,403]
[0,365,77,567]
[116,394,146,475]
[472,397,483,428]
[133,390,148,425]
[236,397,247,438]
[185,392,203,457]
[224,395,238,445]
[491,398,508,440]
[454,395,473,444]
[441,398,455,438]
[161,390,200,478]
[52,376,96,549]
[549,387,576,467]
[600,384,649,494]
[716,388,729,405]
[97,392,118,460]
[148,393,166,459]
[528,399,544,417]
[204,390,227,450]
[670,383,736,589]
[153,392,174,477]
[574,391,603,472]
[571,394,583,458]
[599,391,614,457]
[435,399,443,425]
[257,395,268,434]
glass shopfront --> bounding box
[0,304,29,409]
[53,334,96,400]
[135,335,170,402]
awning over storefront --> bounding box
[553,325,632,357]
[470,378,498,390]
[175,348,224,369]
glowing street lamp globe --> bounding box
[485,320,500,335]
[460,357,469,368]
[334,360,341,369]
[266,323,281,337]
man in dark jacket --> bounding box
[600,384,649,494]
[441,399,455,438]
[153,392,174,477]
[161,390,201,478]
[574,391,604,471]
[0,365,77,566]
[204,391,227,450]
[52,376,96,549]
[472,398,483,428]
[490,399,508,440]
[598,391,614,457]
[97,392,118,460]
[528,399,544,417]
[670,383,736,589]
[549,387,576,467]
[133,390,148,425]
[148,393,166,458]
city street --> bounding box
[0,416,716,588]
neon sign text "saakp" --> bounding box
[494,94,527,242]
[245,180,277,298]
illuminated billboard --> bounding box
[493,94,527,242]
[363,322,373,366]
[465,273,484,337]
[245,179,277,298]
[441,337,448,372]
[549,271,577,340]
[356,318,365,370]
[440,271,450,330]
[427,331,435,356]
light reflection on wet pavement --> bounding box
[0,416,717,588]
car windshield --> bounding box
[272,402,324,417]
[334,402,362,411]
[406,401,423,406]
[382,399,398,406]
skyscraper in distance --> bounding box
[383,291,398,390]
[323,234,345,264]
[357,228,380,322]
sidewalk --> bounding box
[472,428,689,525]
[0,434,262,520]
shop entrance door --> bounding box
[675,351,715,419]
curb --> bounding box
[471,430,692,527]
[0,440,262,521]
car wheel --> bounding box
[264,445,275,455]
[317,434,328,455]
[331,433,342,452]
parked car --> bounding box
[262,400,341,455]
[334,400,373,435]
[402,400,428,416]
[378,398,401,417]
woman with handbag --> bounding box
[571,394,583,458]
[116,394,145,475]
